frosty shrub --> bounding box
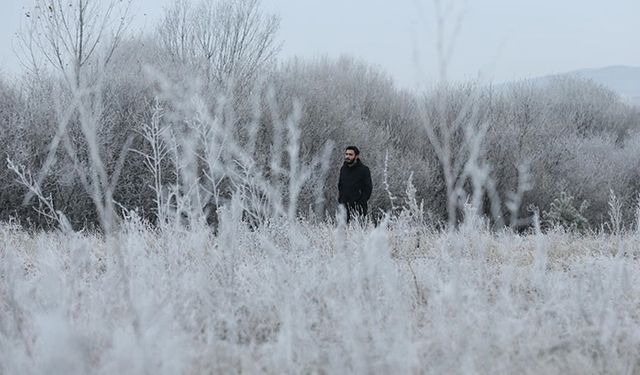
[542,192,589,231]
[3,62,640,229]
[486,78,640,229]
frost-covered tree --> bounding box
[19,0,132,88]
[158,0,280,94]
[12,0,135,233]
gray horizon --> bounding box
[2,0,639,88]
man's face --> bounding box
[344,149,357,164]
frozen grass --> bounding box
[1,211,640,374]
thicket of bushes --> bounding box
[1,0,639,231]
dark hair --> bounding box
[345,146,360,155]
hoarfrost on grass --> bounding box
[2,216,640,374]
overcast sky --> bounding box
[2,0,639,88]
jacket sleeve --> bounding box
[337,169,343,203]
[361,166,372,202]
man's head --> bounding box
[344,146,360,165]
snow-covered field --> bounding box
[2,211,639,374]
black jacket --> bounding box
[338,159,372,205]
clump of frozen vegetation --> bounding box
[2,209,640,374]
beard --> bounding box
[345,158,356,165]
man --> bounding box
[338,146,373,222]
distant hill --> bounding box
[499,66,640,106]
[540,66,640,106]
